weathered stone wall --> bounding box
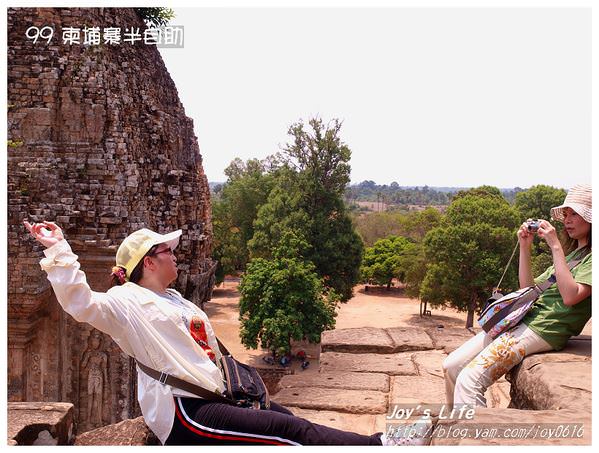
[7,7,216,433]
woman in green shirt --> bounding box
[443,184,592,407]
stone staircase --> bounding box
[272,326,472,436]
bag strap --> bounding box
[216,336,231,356]
[135,360,236,404]
[535,247,590,292]
[135,336,236,403]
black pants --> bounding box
[165,396,383,445]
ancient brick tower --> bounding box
[7,7,216,433]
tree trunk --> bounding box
[466,309,474,329]
[465,297,477,328]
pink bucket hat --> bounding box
[550,184,592,224]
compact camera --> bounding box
[526,219,540,232]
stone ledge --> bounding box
[319,351,418,375]
[424,326,476,353]
[431,407,591,445]
[288,408,378,436]
[506,335,591,412]
[321,327,434,354]
[277,371,390,393]
[7,402,74,445]
[74,416,159,445]
[273,387,388,414]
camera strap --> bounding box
[494,240,519,294]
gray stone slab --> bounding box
[389,375,447,415]
[273,387,388,414]
[289,408,377,436]
[319,351,418,376]
[507,355,591,412]
[411,349,447,379]
[424,326,475,353]
[385,327,435,352]
[432,408,591,446]
[321,327,395,353]
[277,371,390,393]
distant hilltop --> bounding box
[209,181,565,208]
[209,181,526,193]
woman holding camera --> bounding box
[442,184,592,407]
[24,221,431,446]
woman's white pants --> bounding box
[442,323,553,407]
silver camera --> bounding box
[526,219,540,232]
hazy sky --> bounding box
[158,7,591,189]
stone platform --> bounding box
[270,326,591,446]
[8,327,591,445]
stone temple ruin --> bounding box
[7,7,216,434]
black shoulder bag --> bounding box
[136,337,270,410]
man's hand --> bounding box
[23,220,64,248]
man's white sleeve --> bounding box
[39,239,130,340]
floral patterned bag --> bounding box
[478,286,542,338]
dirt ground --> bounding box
[205,281,475,375]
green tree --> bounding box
[420,188,520,328]
[402,208,443,241]
[211,158,276,276]
[135,8,175,27]
[281,118,351,201]
[239,232,338,357]
[513,185,567,222]
[452,185,504,201]
[361,236,413,288]
[514,185,567,276]
[211,199,243,284]
[353,211,403,247]
[247,171,310,258]
[250,118,363,301]
[401,242,428,299]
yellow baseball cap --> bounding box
[116,228,182,279]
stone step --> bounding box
[277,371,390,393]
[431,407,591,445]
[385,327,435,352]
[288,408,378,436]
[423,327,476,353]
[411,350,447,379]
[319,351,417,376]
[390,375,447,414]
[272,387,388,414]
[321,327,434,354]
[321,327,394,353]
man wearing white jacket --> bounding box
[24,220,431,446]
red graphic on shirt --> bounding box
[189,316,216,363]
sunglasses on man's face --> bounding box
[152,247,174,256]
